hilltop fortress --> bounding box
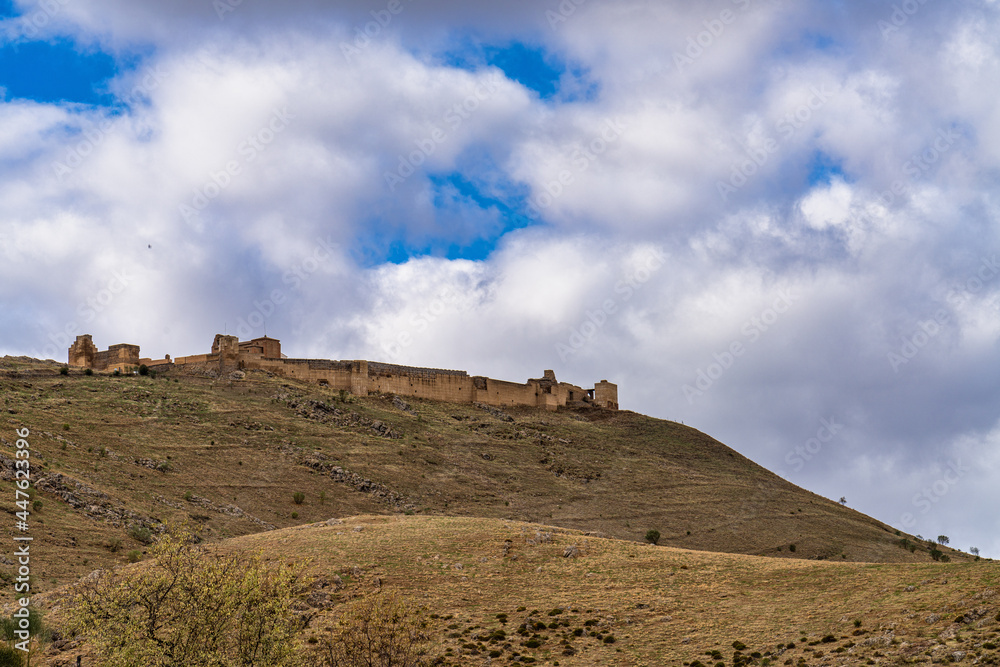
[68,334,619,412]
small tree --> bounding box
[970,547,980,556]
[138,364,149,376]
[69,524,307,667]
[644,530,661,545]
[293,492,306,505]
[838,497,847,506]
[311,590,429,667]
[937,535,950,546]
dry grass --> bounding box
[0,357,972,598]
[221,515,1000,665]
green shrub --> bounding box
[59,366,69,375]
[84,368,94,376]
[293,492,305,505]
[644,529,660,545]
[732,641,747,651]
[0,643,23,666]
[128,524,153,545]
[107,537,123,553]
[155,461,172,473]
[127,550,142,563]
[789,544,797,553]
[138,364,149,376]
[184,491,193,501]
[291,512,299,519]
[32,500,42,512]
[930,549,943,561]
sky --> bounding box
[1,0,998,558]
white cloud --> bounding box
[3,0,1000,555]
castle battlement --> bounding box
[68,334,619,411]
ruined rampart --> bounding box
[68,333,619,411]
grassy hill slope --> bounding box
[0,358,970,598]
[38,515,1000,666]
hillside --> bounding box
[34,515,1000,666]
[0,357,972,598]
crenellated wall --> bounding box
[69,333,619,411]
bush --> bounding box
[789,544,797,553]
[138,364,149,376]
[107,537,123,553]
[184,491,193,501]
[32,500,42,512]
[84,368,94,376]
[291,512,299,519]
[112,369,121,377]
[0,644,23,666]
[293,492,305,505]
[310,590,428,667]
[127,550,142,563]
[930,549,943,561]
[155,461,172,473]
[59,366,69,375]
[71,525,305,666]
[128,524,153,545]
[644,530,660,545]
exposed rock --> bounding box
[392,395,415,414]
[474,402,515,422]
[563,545,580,558]
[293,446,411,510]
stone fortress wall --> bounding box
[68,334,619,411]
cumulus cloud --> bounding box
[2,0,1000,556]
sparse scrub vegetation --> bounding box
[309,590,428,667]
[127,524,153,545]
[70,525,305,666]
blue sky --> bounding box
[0,39,119,104]
[2,0,999,558]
